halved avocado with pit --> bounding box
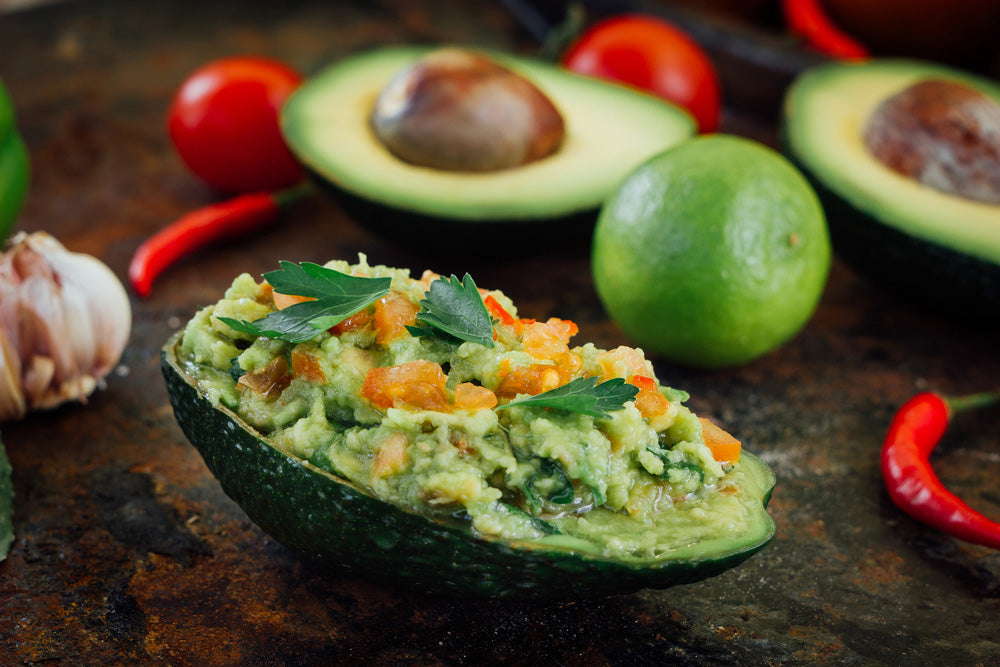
[781,59,1000,314]
[280,46,696,249]
[161,333,775,599]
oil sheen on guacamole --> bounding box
[175,256,772,561]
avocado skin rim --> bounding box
[791,164,1000,320]
[305,166,597,256]
[161,333,775,599]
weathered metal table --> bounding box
[1,1,998,663]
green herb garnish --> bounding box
[517,457,576,515]
[406,273,495,348]
[226,357,245,382]
[645,447,706,483]
[218,261,391,343]
[495,376,639,419]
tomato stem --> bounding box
[945,390,1000,416]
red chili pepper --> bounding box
[129,185,309,297]
[782,0,870,61]
[881,391,1000,550]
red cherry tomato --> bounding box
[167,56,304,193]
[562,15,722,133]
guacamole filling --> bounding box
[176,256,765,561]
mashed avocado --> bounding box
[176,256,765,561]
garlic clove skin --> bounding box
[0,327,25,419]
[0,231,131,420]
[38,233,132,380]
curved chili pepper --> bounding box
[881,391,1000,550]
[129,185,310,297]
[782,0,870,61]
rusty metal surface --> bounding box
[1,1,999,664]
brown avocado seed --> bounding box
[862,79,1000,204]
[370,48,565,172]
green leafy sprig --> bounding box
[407,273,495,348]
[218,261,391,343]
[495,376,639,419]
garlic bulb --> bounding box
[0,231,131,420]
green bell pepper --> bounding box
[0,78,29,241]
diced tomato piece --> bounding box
[496,363,568,399]
[454,382,498,410]
[272,291,313,310]
[371,432,409,480]
[237,356,290,398]
[330,309,372,336]
[484,294,518,327]
[700,417,742,464]
[373,291,419,345]
[484,293,529,344]
[597,346,655,380]
[629,375,656,392]
[257,280,275,303]
[290,347,326,383]
[521,318,578,361]
[625,374,666,418]
[635,387,671,421]
[360,360,450,411]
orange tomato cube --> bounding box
[370,432,410,480]
[373,291,419,345]
[360,360,450,411]
[496,363,568,399]
[700,418,742,464]
[290,347,326,383]
[272,291,314,310]
[454,382,498,410]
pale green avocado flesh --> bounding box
[281,46,695,226]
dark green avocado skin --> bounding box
[792,155,1000,320]
[162,334,775,599]
[309,168,596,256]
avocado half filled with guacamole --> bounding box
[280,46,695,248]
[782,59,1000,314]
[162,257,775,599]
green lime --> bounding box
[592,134,830,368]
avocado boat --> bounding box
[781,59,1000,315]
[280,46,696,249]
[162,258,775,599]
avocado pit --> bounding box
[862,79,1000,204]
[370,48,565,172]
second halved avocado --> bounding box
[280,46,695,249]
[782,59,1000,316]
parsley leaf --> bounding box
[218,261,391,343]
[495,376,639,419]
[406,273,495,348]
